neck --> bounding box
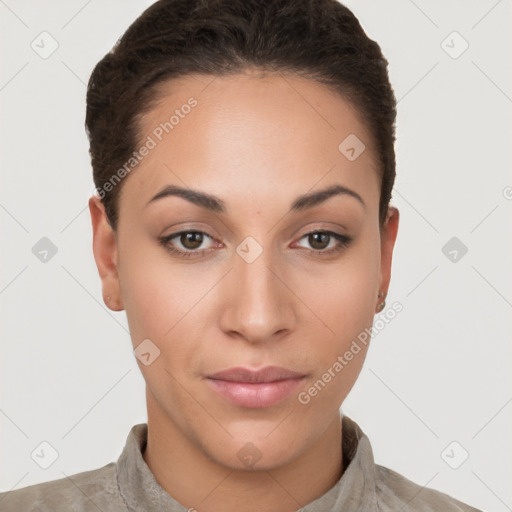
[142,394,344,512]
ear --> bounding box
[88,195,124,311]
[377,206,399,306]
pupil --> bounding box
[182,232,202,249]
[310,232,328,250]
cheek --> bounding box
[118,253,205,406]
[292,228,380,407]
[300,231,380,344]
[118,238,222,385]
[117,237,191,346]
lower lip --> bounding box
[205,377,305,408]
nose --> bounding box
[218,248,297,344]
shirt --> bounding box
[0,415,482,511]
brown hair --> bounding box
[86,0,397,230]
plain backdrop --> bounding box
[1,1,511,511]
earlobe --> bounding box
[88,195,124,311]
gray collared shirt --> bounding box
[0,415,482,511]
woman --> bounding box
[0,0,483,510]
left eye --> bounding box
[294,231,352,253]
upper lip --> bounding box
[207,366,306,383]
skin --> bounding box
[89,70,399,512]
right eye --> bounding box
[159,230,220,259]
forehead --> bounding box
[120,71,380,215]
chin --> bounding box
[199,422,315,472]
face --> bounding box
[90,71,399,471]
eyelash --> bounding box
[159,229,352,259]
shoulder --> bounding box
[375,464,483,512]
[0,463,126,512]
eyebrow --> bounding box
[146,183,365,213]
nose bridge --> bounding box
[222,241,294,341]
[239,248,277,300]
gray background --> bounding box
[1,1,511,510]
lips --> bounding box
[205,366,307,408]
[208,366,305,383]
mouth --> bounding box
[205,366,307,408]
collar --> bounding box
[115,414,378,511]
